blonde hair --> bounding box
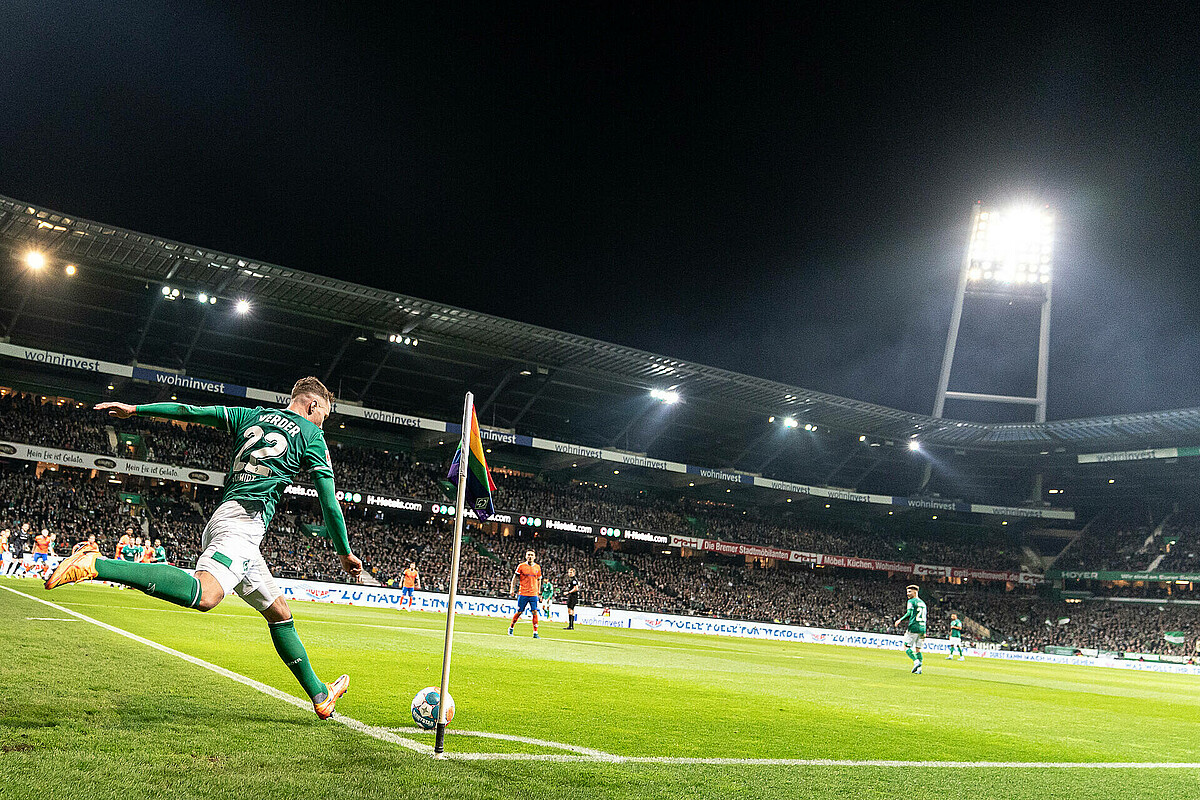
[291,376,334,406]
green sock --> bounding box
[269,619,327,700]
[905,647,916,662]
[94,558,201,608]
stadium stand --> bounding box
[1052,509,1157,571]
[1,463,1197,656]
[1154,509,1200,572]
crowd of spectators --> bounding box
[0,471,139,551]
[3,464,1198,656]
[1053,510,1156,571]
[0,389,1033,573]
[0,392,111,454]
[5,388,1200,657]
[1154,510,1200,573]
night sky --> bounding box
[2,3,1198,422]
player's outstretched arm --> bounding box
[312,475,362,580]
[95,401,228,429]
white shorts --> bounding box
[195,500,282,613]
[903,631,926,649]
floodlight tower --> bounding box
[923,203,1056,493]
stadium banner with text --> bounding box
[1049,569,1200,583]
[275,578,1200,676]
[0,440,224,486]
[0,437,1042,584]
[0,342,1074,519]
[1077,446,1200,464]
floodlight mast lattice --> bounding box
[933,202,1055,422]
[923,203,1055,495]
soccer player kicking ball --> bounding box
[508,549,542,639]
[946,613,965,660]
[45,377,363,720]
[894,584,927,674]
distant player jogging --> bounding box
[540,575,554,620]
[508,549,542,638]
[46,377,363,720]
[894,584,927,674]
[401,562,420,610]
[946,612,965,660]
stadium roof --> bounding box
[3,193,1200,510]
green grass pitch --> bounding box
[3,577,1199,799]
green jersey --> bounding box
[154,545,167,563]
[901,596,927,634]
[540,580,554,601]
[121,544,140,561]
[949,618,962,639]
[218,406,334,532]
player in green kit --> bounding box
[540,576,554,621]
[893,584,927,674]
[946,612,965,660]
[46,377,362,719]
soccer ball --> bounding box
[410,686,455,730]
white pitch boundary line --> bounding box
[1,585,432,756]
[9,585,1200,769]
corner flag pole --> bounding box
[434,391,472,756]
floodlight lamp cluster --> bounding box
[388,334,418,346]
[161,284,220,305]
[650,388,680,404]
[966,206,1054,287]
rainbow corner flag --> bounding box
[445,404,497,521]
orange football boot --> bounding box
[45,550,99,590]
[313,674,350,720]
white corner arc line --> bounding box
[1,585,431,756]
[385,726,620,760]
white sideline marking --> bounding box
[8,585,1200,769]
[26,617,81,621]
[0,585,431,756]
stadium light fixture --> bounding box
[235,299,251,314]
[965,205,1055,287]
[198,292,209,304]
[24,251,45,269]
[64,264,76,276]
[161,285,171,296]
[650,388,680,404]
[782,416,798,428]
[908,440,921,451]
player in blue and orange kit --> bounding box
[508,549,542,639]
[401,563,420,610]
